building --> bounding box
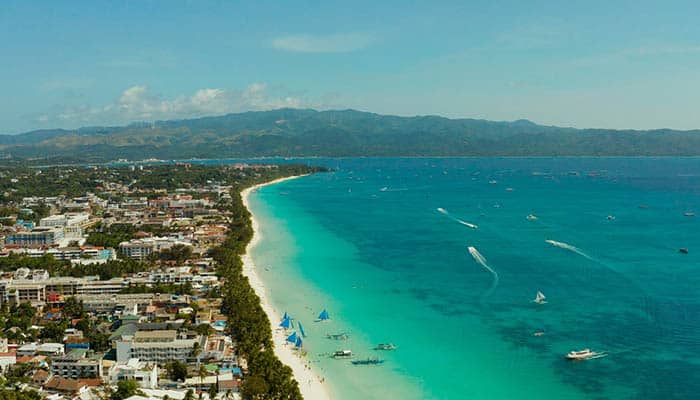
[5,227,64,247]
[50,349,102,379]
[108,358,158,388]
[119,237,192,260]
[116,330,200,364]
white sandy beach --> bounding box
[240,175,332,400]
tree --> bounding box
[63,296,86,319]
[240,375,269,400]
[198,364,208,386]
[112,380,140,400]
[208,384,218,399]
[166,361,188,382]
[184,389,195,400]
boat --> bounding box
[533,291,547,304]
[326,333,349,340]
[373,343,397,351]
[317,309,330,321]
[526,214,538,221]
[332,350,353,358]
[351,357,385,365]
[489,180,498,185]
[298,322,306,338]
[532,331,545,337]
[679,248,689,254]
[279,316,291,329]
[505,187,514,192]
[684,212,696,217]
[380,186,388,192]
[607,215,616,220]
[565,349,606,360]
[294,336,303,349]
[286,331,298,344]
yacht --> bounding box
[533,291,547,304]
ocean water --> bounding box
[247,158,700,400]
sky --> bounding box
[2,0,700,133]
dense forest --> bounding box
[2,108,700,161]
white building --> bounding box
[109,358,158,388]
[116,331,199,364]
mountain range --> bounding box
[2,109,700,162]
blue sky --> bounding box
[2,0,700,133]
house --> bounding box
[32,369,51,386]
[49,349,102,379]
[44,376,88,396]
[0,351,16,372]
[115,330,200,364]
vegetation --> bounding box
[166,360,189,381]
[112,380,141,400]
[2,109,700,161]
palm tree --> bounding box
[198,364,208,387]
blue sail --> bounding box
[279,317,291,329]
[298,322,306,338]
[287,331,298,343]
[295,336,303,348]
[318,309,330,321]
[283,312,288,320]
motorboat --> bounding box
[607,215,616,220]
[333,350,353,358]
[373,343,397,351]
[679,248,689,254]
[526,214,538,221]
[565,349,605,360]
[685,212,696,217]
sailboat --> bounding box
[317,309,330,321]
[295,336,303,349]
[533,291,547,304]
[279,316,291,329]
[298,322,307,338]
[287,331,298,344]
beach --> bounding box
[240,174,332,400]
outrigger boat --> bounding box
[565,349,606,360]
[373,343,397,351]
[327,333,349,340]
[351,357,385,365]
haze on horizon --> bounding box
[2,0,700,134]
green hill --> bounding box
[2,109,699,161]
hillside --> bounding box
[2,109,700,161]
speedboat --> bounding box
[679,248,689,254]
[374,343,397,351]
[333,350,353,358]
[489,180,498,184]
[684,212,696,217]
[607,215,616,220]
[351,357,385,366]
[526,214,538,221]
[565,349,605,360]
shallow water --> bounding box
[248,158,700,400]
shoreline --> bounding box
[240,174,332,400]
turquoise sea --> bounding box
[246,158,700,400]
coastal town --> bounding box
[0,163,322,400]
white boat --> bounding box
[565,349,606,360]
[526,214,538,221]
[533,291,547,304]
[333,350,353,358]
[374,343,397,351]
[607,215,616,220]
[684,212,696,217]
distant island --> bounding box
[2,108,700,162]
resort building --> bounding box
[108,358,159,388]
[50,349,103,379]
[115,330,200,364]
[5,227,65,247]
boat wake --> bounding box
[467,246,499,295]
[437,207,478,229]
[545,239,594,261]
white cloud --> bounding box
[37,83,333,127]
[271,33,373,53]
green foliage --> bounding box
[166,361,189,382]
[112,380,141,400]
[0,388,43,400]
